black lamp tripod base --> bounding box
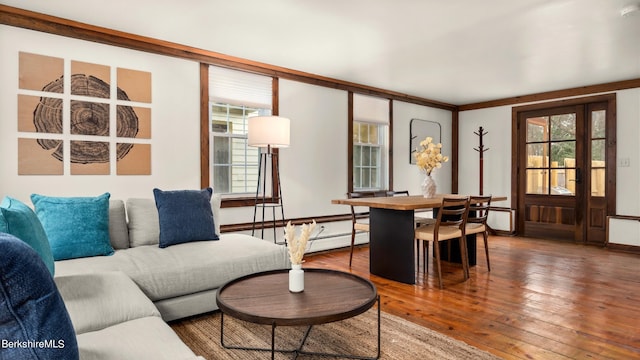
[251,148,286,245]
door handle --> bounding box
[575,168,582,184]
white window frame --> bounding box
[208,66,272,196]
[353,121,387,190]
[210,104,270,195]
[352,94,390,191]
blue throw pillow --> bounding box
[0,232,79,359]
[153,188,219,248]
[31,193,114,261]
[0,197,55,276]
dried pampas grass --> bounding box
[285,220,316,265]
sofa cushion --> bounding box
[55,234,290,301]
[54,249,135,277]
[76,316,197,360]
[153,188,218,248]
[55,271,160,334]
[31,193,114,260]
[0,196,55,275]
[127,195,222,248]
[126,198,160,247]
[108,200,129,250]
[211,193,221,236]
[153,289,218,322]
[125,235,288,300]
[0,232,79,360]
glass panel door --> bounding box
[516,96,616,244]
[519,106,583,241]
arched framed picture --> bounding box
[409,118,441,164]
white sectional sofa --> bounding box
[1,192,290,359]
[57,196,290,359]
[56,197,290,322]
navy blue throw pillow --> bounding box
[153,188,219,248]
[0,232,79,359]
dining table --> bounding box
[331,194,507,285]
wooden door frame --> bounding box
[511,93,617,242]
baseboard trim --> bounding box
[606,243,640,254]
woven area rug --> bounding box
[170,308,502,360]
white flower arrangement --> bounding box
[414,136,449,176]
[285,220,317,265]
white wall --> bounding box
[458,107,513,199]
[0,25,201,203]
[279,80,349,218]
[459,88,640,242]
[614,89,640,216]
[280,80,354,249]
[0,24,455,252]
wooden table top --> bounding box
[216,268,378,326]
[331,194,507,211]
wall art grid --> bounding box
[17,52,152,175]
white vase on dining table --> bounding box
[421,174,437,198]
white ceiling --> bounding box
[4,0,640,105]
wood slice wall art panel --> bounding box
[70,140,110,175]
[70,100,110,136]
[18,95,63,133]
[117,68,152,103]
[120,106,150,139]
[70,61,110,98]
[18,138,63,175]
[19,52,63,92]
[117,143,151,175]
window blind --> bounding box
[353,93,389,124]
[209,66,272,109]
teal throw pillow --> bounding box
[31,193,114,261]
[0,197,55,276]
[153,188,219,248]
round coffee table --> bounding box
[216,268,380,359]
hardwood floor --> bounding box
[304,235,640,359]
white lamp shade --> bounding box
[248,116,290,148]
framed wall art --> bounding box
[17,52,152,175]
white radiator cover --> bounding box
[608,217,640,246]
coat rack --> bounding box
[474,127,489,195]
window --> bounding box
[351,93,390,191]
[353,122,385,189]
[210,104,268,193]
[208,66,272,195]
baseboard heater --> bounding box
[307,231,366,253]
[606,215,640,253]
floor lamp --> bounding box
[248,116,290,243]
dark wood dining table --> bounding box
[332,194,507,284]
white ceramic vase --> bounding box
[421,174,437,198]
[289,264,304,293]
